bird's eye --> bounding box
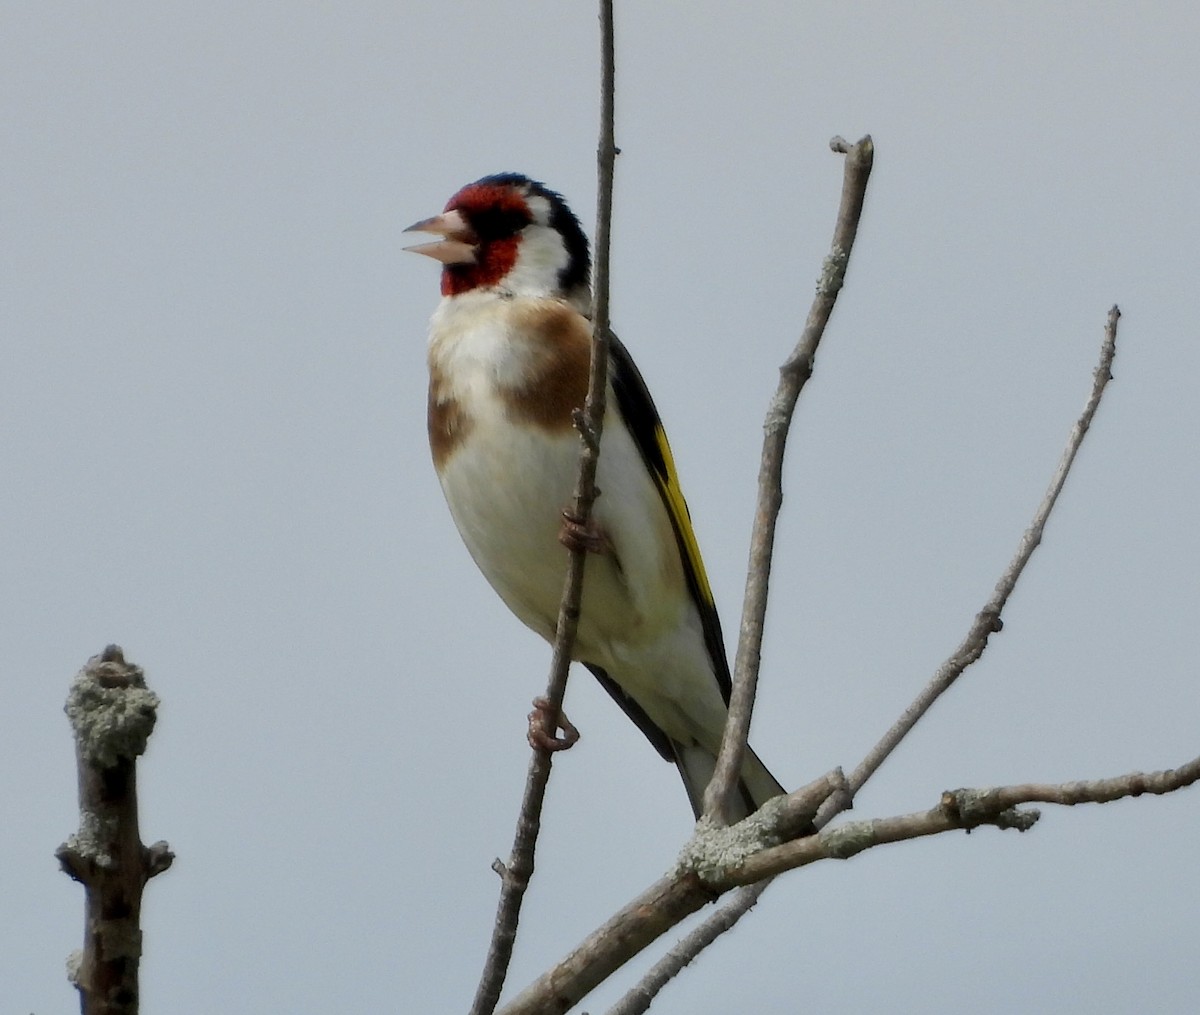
[471,205,531,240]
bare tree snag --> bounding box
[56,645,173,1015]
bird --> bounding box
[405,172,786,822]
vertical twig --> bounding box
[56,645,174,1015]
[704,136,875,823]
[468,3,618,1012]
[606,135,874,1013]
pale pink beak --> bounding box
[403,208,478,265]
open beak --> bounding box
[403,208,478,265]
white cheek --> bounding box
[502,226,571,297]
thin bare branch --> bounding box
[613,135,873,1013]
[827,304,1123,817]
[499,872,711,1015]
[741,751,1200,884]
[468,4,617,1012]
[705,134,876,824]
[603,881,769,1015]
[504,752,1200,1014]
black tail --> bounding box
[672,741,790,823]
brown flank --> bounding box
[427,384,474,470]
[501,302,591,430]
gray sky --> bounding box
[5,3,1198,1012]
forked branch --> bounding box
[502,749,1200,1015]
[611,308,1125,1012]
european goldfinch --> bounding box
[406,173,785,821]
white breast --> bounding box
[428,296,690,665]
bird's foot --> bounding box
[527,696,581,752]
[559,510,612,555]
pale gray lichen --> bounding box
[817,247,848,296]
[819,821,873,860]
[674,802,787,883]
[66,811,116,868]
[66,949,82,986]
[64,664,159,768]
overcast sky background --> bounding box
[5,3,1199,1013]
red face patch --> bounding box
[441,183,532,296]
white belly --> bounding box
[426,294,731,749]
[436,396,686,666]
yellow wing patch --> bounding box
[651,423,717,610]
[606,330,733,694]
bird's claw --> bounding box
[559,510,612,555]
[528,696,581,752]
